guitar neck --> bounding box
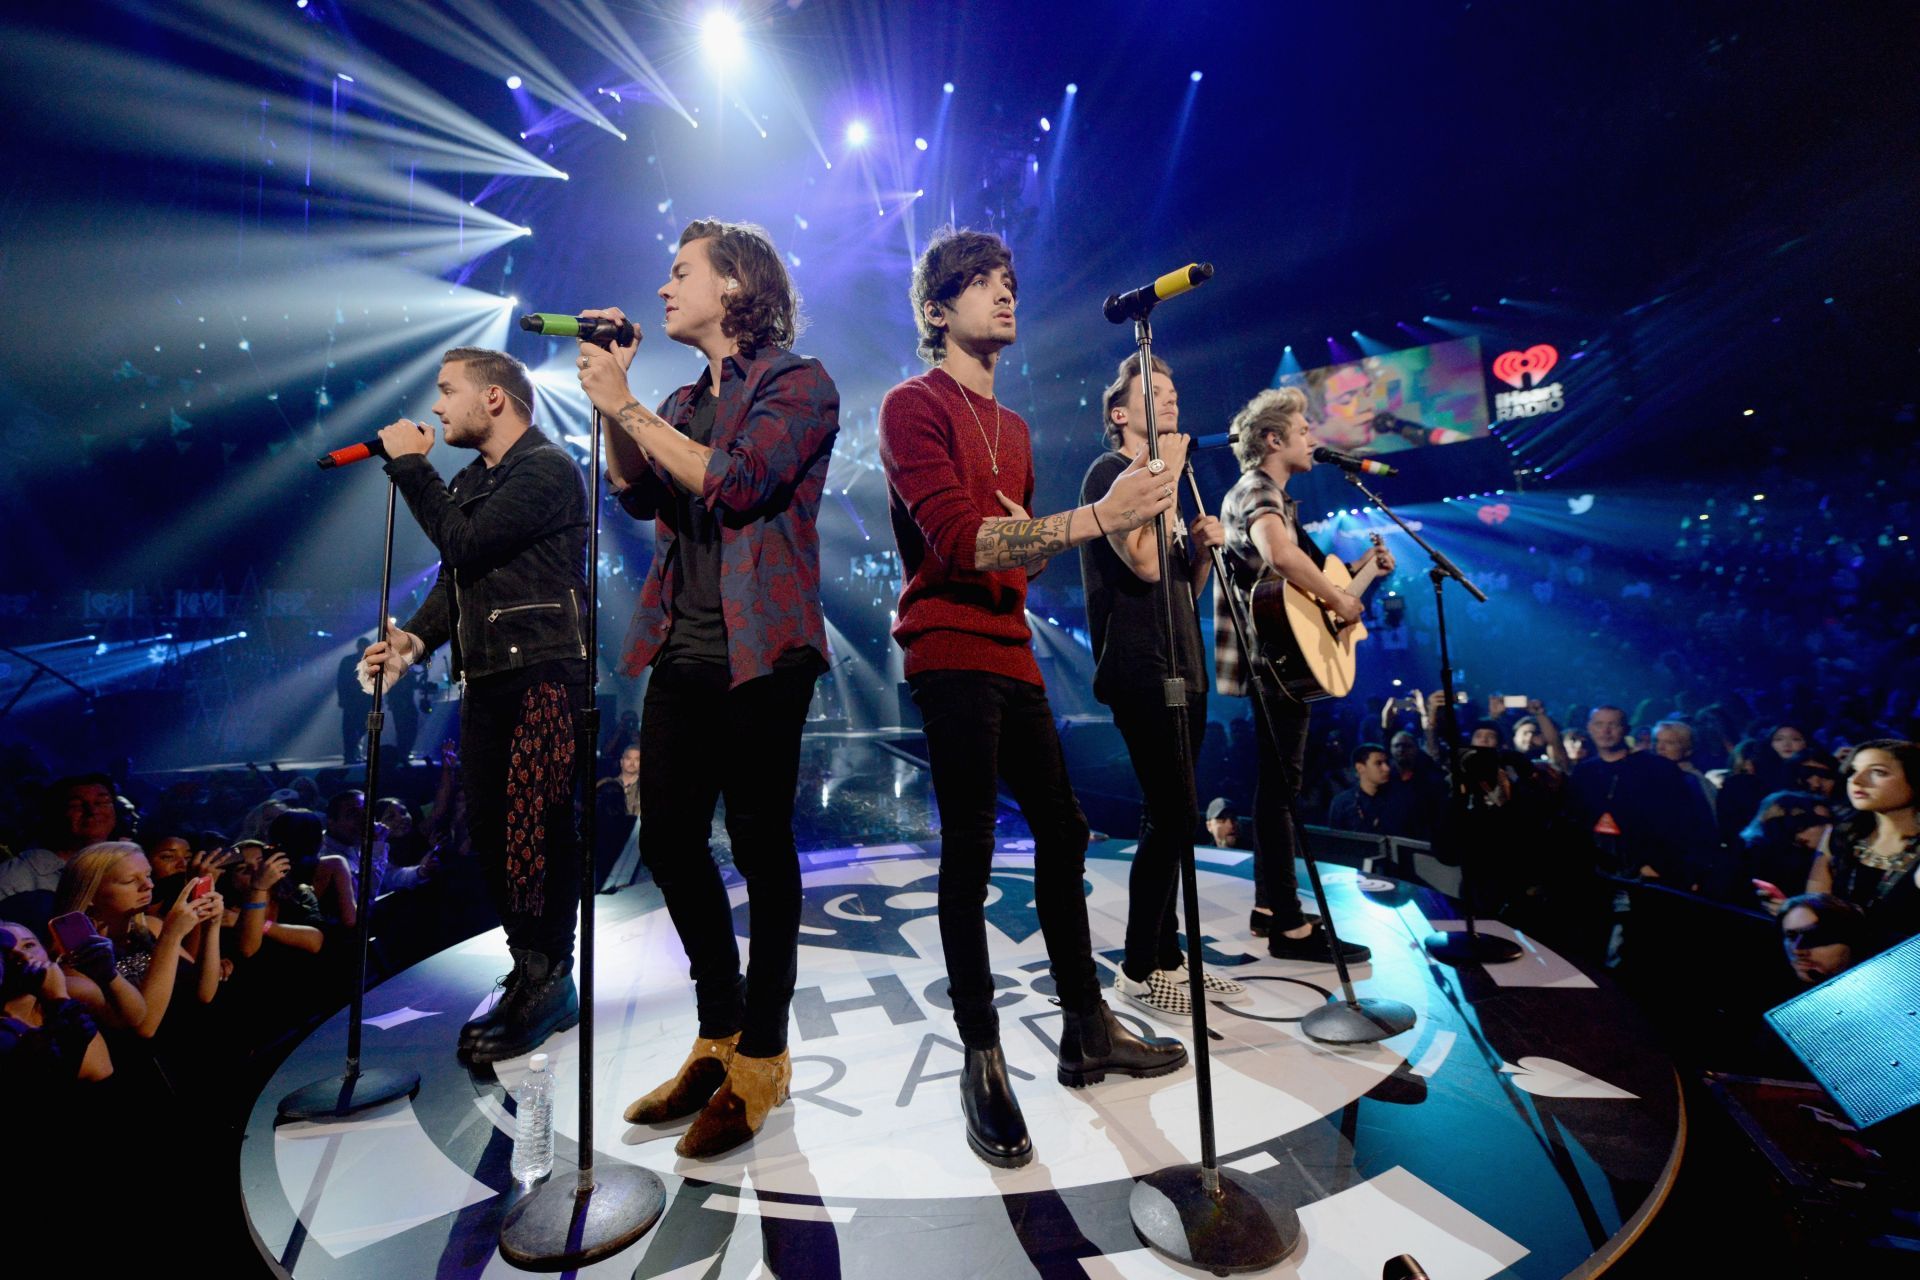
[1346,555,1384,598]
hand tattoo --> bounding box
[975,512,1071,571]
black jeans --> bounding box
[639,659,817,1058]
[461,677,583,962]
[1109,687,1208,980]
[1252,690,1310,931]
[910,669,1102,1051]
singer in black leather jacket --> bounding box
[389,427,589,679]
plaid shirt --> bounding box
[616,347,840,688]
[1213,468,1316,697]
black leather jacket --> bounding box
[389,428,589,682]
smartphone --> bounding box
[188,874,215,901]
[1504,695,1528,710]
[48,910,98,955]
[1454,691,1470,704]
[1751,878,1786,903]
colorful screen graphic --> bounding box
[1280,336,1490,456]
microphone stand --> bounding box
[1339,471,1520,967]
[500,399,664,1266]
[1182,485,1414,1048]
[278,479,421,1119]
[1124,310,1300,1273]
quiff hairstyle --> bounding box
[441,347,535,422]
[909,226,1017,365]
[1228,386,1309,473]
[679,218,802,358]
[1100,353,1173,449]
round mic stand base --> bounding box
[1423,929,1523,966]
[1301,994,1417,1045]
[1129,1164,1302,1275]
[277,1066,420,1121]
[498,1165,666,1272]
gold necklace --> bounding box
[947,369,1002,476]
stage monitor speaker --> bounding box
[1766,933,1920,1130]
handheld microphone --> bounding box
[1313,445,1398,477]
[518,312,638,347]
[317,437,388,471]
[1104,263,1214,324]
[1373,413,1471,447]
[1382,1256,1431,1280]
[316,421,433,470]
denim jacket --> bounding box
[390,428,589,682]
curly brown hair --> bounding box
[678,218,802,358]
[909,226,1017,365]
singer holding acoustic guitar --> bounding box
[1214,387,1394,961]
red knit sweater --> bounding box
[878,367,1044,686]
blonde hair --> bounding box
[1229,387,1308,473]
[55,841,147,920]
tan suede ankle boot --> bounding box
[623,1033,739,1124]
[675,1048,791,1159]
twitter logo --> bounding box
[1567,494,1595,515]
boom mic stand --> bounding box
[1123,309,1300,1274]
[1183,487,1414,1047]
[279,476,421,1120]
[1338,471,1520,966]
[500,329,664,1269]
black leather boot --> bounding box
[961,1045,1032,1168]
[1056,1001,1188,1088]
[463,949,579,1065]
[458,952,528,1053]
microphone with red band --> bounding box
[1313,445,1399,477]
[315,422,430,471]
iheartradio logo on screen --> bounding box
[1492,343,1566,421]
[1492,344,1558,389]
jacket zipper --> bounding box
[568,587,587,658]
[487,602,563,623]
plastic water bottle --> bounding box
[509,1052,554,1183]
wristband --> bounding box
[242,901,270,911]
[1089,504,1108,537]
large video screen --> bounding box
[1279,336,1490,456]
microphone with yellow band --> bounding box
[1103,262,1215,324]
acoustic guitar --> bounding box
[1248,533,1388,703]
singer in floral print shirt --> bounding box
[576,217,838,1160]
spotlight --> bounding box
[914,137,927,150]
[1742,408,1755,416]
[1039,117,1050,132]
[701,10,746,69]
[1190,70,1203,82]
[1066,83,1078,95]
[296,0,308,7]
[845,120,871,146]
[943,82,955,94]
[505,75,523,90]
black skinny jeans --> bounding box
[1109,688,1208,980]
[639,659,817,1059]
[461,677,583,963]
[910,669,1102,1051]
[1252,691,1311,931]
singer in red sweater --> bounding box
[877,227,1185,1171]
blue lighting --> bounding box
[845,120,871,147]
[1066,83,1078,95]
[1039,117,1051,132]
[505,75,522,90]
[914,137,928,151]
[942,82,955,94]
[1190,70,1203,82]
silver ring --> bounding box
[1146,457,1166,475]
[1162,484,1173,498]
[577,356,590,369]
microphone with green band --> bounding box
[518,312,638,347]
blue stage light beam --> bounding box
[541,0,694,127]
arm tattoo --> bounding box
[975,512,1072,571]
[616,400,649,432]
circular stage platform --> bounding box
[242,841,1681,1278]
